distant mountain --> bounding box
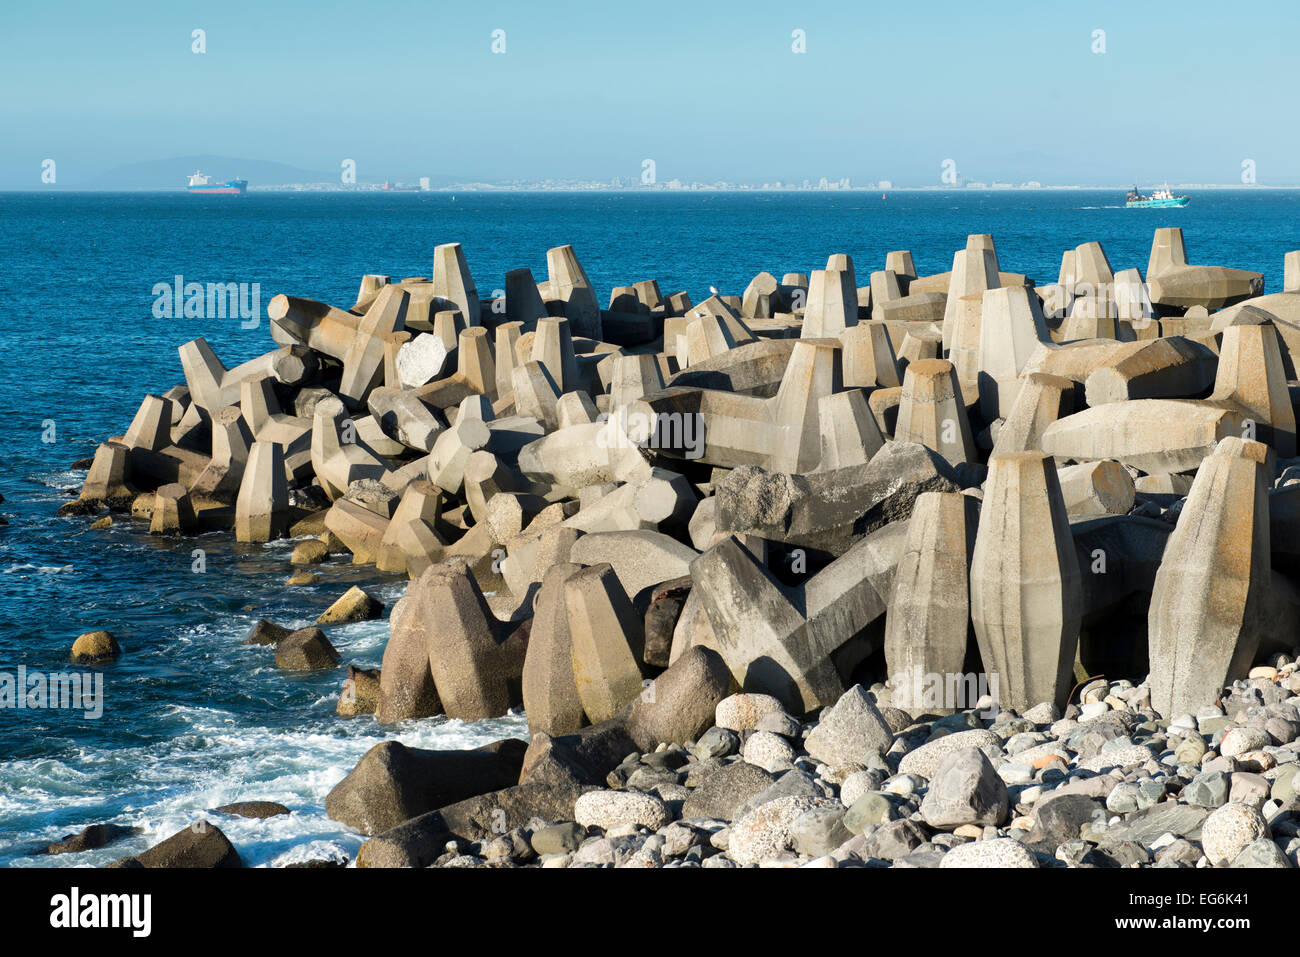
[91,155,338,188]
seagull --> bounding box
[708,285,719,296]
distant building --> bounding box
[878,180,892,190]
[419,176,430,191]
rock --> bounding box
[839,770,885,809]
[938,837,1039,868]
[1185,770,1230,808]
[623,646,732,752]
[213,801,291,819]
[291,539,329,565]
[805,685,895,767]
[1220,726,1271,758]
[1026,794,1103,847]
[791,806,853,857]
[919,748,1009,829]
[1095,802,1208,846]
[337,665,381,717]
[317,586,383,625]
[1023,702,1061,725]
[1201,802,1270,866]
[70,630,120,663]
[244,619,290,646]
[844,792,894,833]
[131,822,242,868]
[531,822,585,856]
[693,727,739,760]
[274,627,340,670]
[681,761,776,821]
[715,693,786,731]
[326,739,526,835]
[44,823,137,855]
[734,768,823,820]
[743,731,796,773]
[898,729,1001,779]
[356,782,584,868]
[861,819,930,861]
[573,790,671,831]
[1230,837,1291,868]
[756,711,800,738]
[729,795,837,866]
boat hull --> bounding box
[187,180,248,195]
[1125,197,1188,208]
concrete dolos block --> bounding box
[969,452,1082,711]
[1148,438,1271,719]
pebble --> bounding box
[938,837,1039,869]
[898,729,1001,779]
[742,731,797,773]
[715,693,785,732]
[1200,802,1270,866]
[573,791,672,832]
[729,795,838,867]
[1220,726,1272,758]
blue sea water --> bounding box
[0,188,1297,867]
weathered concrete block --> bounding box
[504,267,546,331]
[970,452,1083,710]
[432,242,480,330]
[942,246,999,351]
[80,440,137,509]
[841,322,901,389]
[885,491,979,714]
[234,441,289,542]
[546,244,601,339]
[340,285,410,405]
[150,482,197,535]
[1147,227,1264,311]
[977,286,1050,421]
[396,559,527,721]
[1149,438,1271,718]
[895,358,976,468]
[1209,322,1296,457]
[803,269,858,338]
[991,372,1074,457]
[1080,338,1218,406]
[522,562,588,738]
[688,534,890,713]
[1042,400,1246,474]
[715,441,960,559]
[817,389,885,471]
[565,563,646,724]
[1056,460,1136,519]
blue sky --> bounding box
[1,0,1295,187]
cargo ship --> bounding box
[187,170,248,195]
[1125,185,1188,208]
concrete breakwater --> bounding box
[56,229,1300,868]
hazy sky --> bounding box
[2,0,1296,187]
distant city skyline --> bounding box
[3,0,1298,188]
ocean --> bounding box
[1,188,1297,867]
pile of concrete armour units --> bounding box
[68,231,1300,868]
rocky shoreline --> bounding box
[54,230,1300,867]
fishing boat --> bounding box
[1125,185,1188,208]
